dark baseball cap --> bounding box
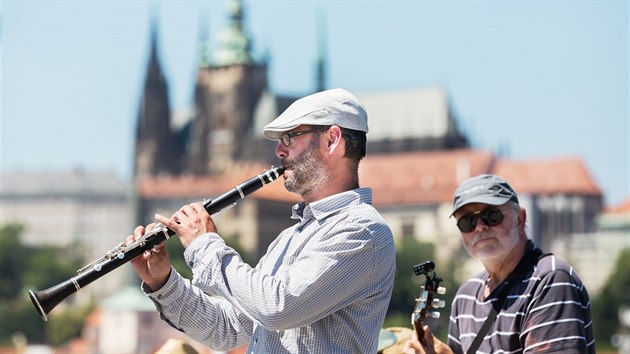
[452,174,519,215]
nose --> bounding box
[473,215,489,231]
[275,142,288,159]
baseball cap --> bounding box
[452,174,519,215]
[262,88,368,140]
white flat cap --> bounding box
[262,88,368,140]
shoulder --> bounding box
[339,189,392,235]
[534,254,585,285]
[456,271,486,296]
[529,254,591,301]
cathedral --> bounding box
[133,0,469,180]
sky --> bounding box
[1,1,628,206]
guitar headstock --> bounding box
[411,261,446,345]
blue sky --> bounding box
[1,1,628,206]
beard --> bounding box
[282,138,331,196]
[466,216,521,263]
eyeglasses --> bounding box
[456,207,505,233]
[279,128,324,147]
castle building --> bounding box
[133,0,469,180]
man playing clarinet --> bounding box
[126,88,396,353]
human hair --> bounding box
[510,201,531,238]
[311,125,366,162]
[340,128,367,161]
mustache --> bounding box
[472,231,495,244]
[281,158,293,168]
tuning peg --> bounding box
[432,299,446,308]
[428,311,441,319]
[437,286,446,295]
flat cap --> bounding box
[263,88,368,140]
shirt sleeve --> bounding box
[143,266,254,351]
[184,224,383,332]
[521,267,593,353]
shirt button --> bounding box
[189,261,194,267]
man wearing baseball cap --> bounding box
[404,174,595,354]
[128,88,395,353]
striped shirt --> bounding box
[447,242,595,354]
[144,188,396,353]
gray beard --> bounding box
[284,140,331,196]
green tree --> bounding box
[46,304,93,346]
[167,237,193,279]
[592,247,630,349]
[384,238,461,340]
[387,239,435,322]
[0,223,89,346]
[0,224,27,299]
[23,244,84,290]
[0,297,46,345]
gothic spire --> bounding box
[315,10,328,92]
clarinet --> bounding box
[29,166,285,321]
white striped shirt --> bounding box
[447,242,595,353]
[144,188,396,353]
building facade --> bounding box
[0,170,134,301]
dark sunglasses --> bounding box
[279,127,325,147]
[456,207,505,233]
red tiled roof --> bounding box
[360,149,496,205]
[493,157,602,196]
[138,150,603,206]
[605,197,630,214]
[138,163,300,203]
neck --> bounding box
[302,171,359,205]
[484,240,528,290]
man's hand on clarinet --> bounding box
[127,224,171,292]
[155,202,217,249]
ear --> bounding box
[517,207,527,228]
[324,125,343,156]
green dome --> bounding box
[212,0,253,66]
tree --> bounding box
[46,304,93,347]
[23,244,84,290]
[384,238,461,341]
[0,224,27,299]
[0,223,88,346]
[592,247,630,349]
[164,237,193,279]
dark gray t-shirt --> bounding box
[448,242,595,353]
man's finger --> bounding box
[133,225,145,240]
[155,213,173,226]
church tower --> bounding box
[185,0,268,175]
[134,19,180,178]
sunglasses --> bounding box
[279,127,325,147]
[456,207,505,233]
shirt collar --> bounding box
[291,188,373,222]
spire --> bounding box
[147,13,162,80]
[134,12,177,178]
[197,9,210,67]
[212,0,253,66]
[315,10,327,92]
